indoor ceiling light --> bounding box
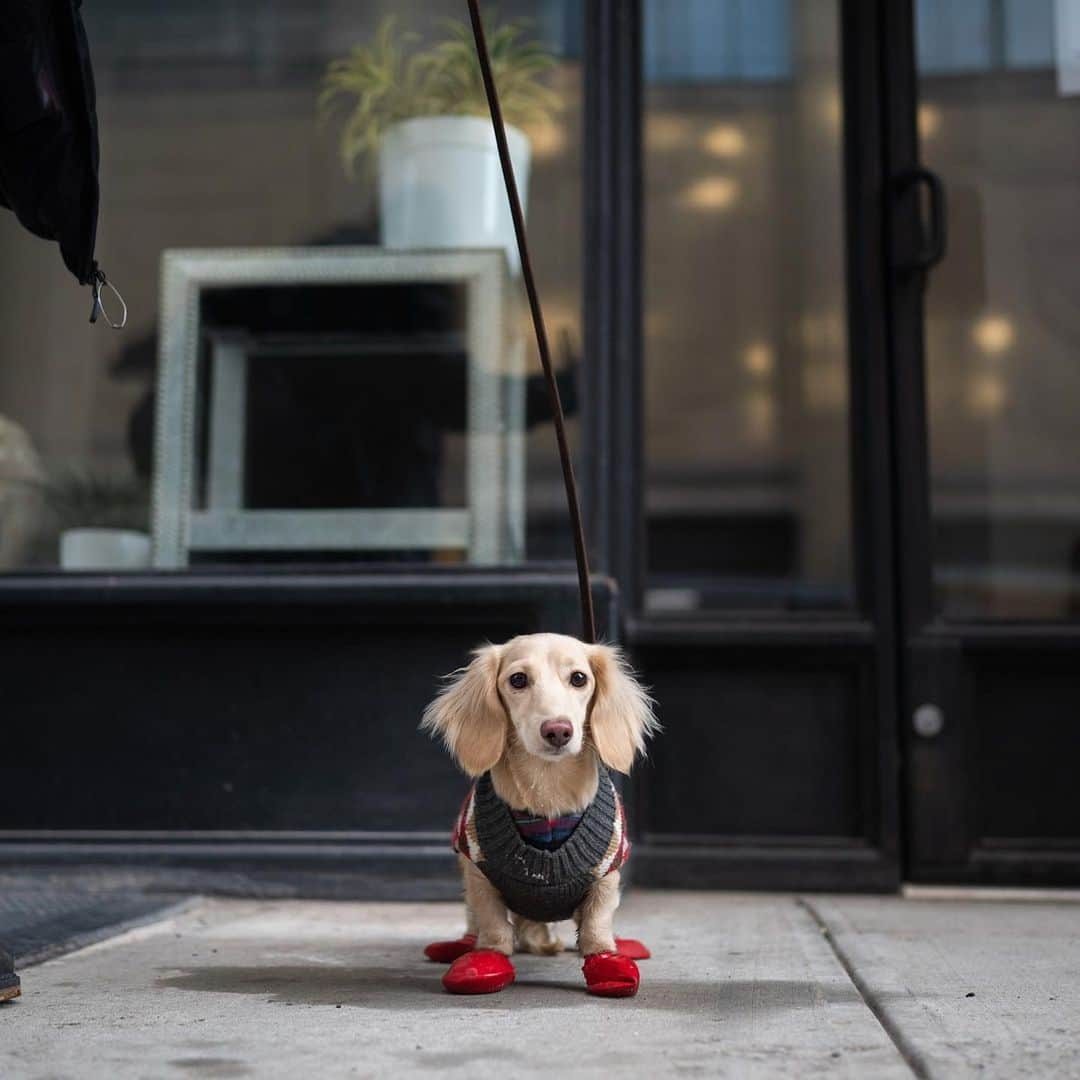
[524,122,566,160]
[743,342,775,378]
[647,114,692,150]
[973,315,1015,355]
[822,89,842,135]
[702,123,747,158]
[680,176,739,211]
[918,104,942,140]
[968,372,1007,417]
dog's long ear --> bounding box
[421,644,507,776]
[586,644,658,774]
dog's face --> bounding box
[498,633,593,761]
[422,633,656,777]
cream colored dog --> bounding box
[422,633,657,963]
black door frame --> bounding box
[590,0,904,891]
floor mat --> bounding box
[0,885,193,966]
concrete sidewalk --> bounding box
[2,890,1078,1078]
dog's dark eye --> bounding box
[508,672,529,690]
[570,670,589,688]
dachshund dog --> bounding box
[422,633,658,997]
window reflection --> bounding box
[919,0,1080,618]
[643,0,853,613]
[0,1,581,571]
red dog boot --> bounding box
[614,938,651,960]
[424,934,477,963]
[443,949,516,995]
[583,952,640,998]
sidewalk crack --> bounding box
[797,897,929,1080]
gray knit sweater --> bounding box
[452,763,629,922]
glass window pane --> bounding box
[918,0,1080,618]
[643,0,853,613]
[0,1,581,572]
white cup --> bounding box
[60,528,152,571]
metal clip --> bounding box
[89,268,128,329]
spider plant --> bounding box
[319,13,560,178]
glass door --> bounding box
[888,0,1080,883]
[624,0,902,891]
[642,0,855,616]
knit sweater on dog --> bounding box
[452,762,629,922]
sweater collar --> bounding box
[509,808,585,851]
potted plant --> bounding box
[319,14,560,274]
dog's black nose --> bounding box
[541,719,573,748]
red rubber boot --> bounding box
[424,934,477,963]
[614,938,651,960]
[583,952,640,997]
[443,949,516,995]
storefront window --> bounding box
[0,1,582,571]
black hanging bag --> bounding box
[0,0,102,294]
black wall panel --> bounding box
[977,660,1080,845]
[627,639,896,892]
[0,574,616,898]
[5,621,517,832]
[905,638,1080,885]
[636,649,863,841]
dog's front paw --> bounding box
[582,952,639,998]
[443,950,516,995]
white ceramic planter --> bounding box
[379,115,530,275]
[60,528,151,571]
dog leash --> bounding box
[465,0,596,645]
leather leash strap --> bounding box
[466,0,596,644]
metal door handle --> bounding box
[913,703,944,738]
[894,167,947,272]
